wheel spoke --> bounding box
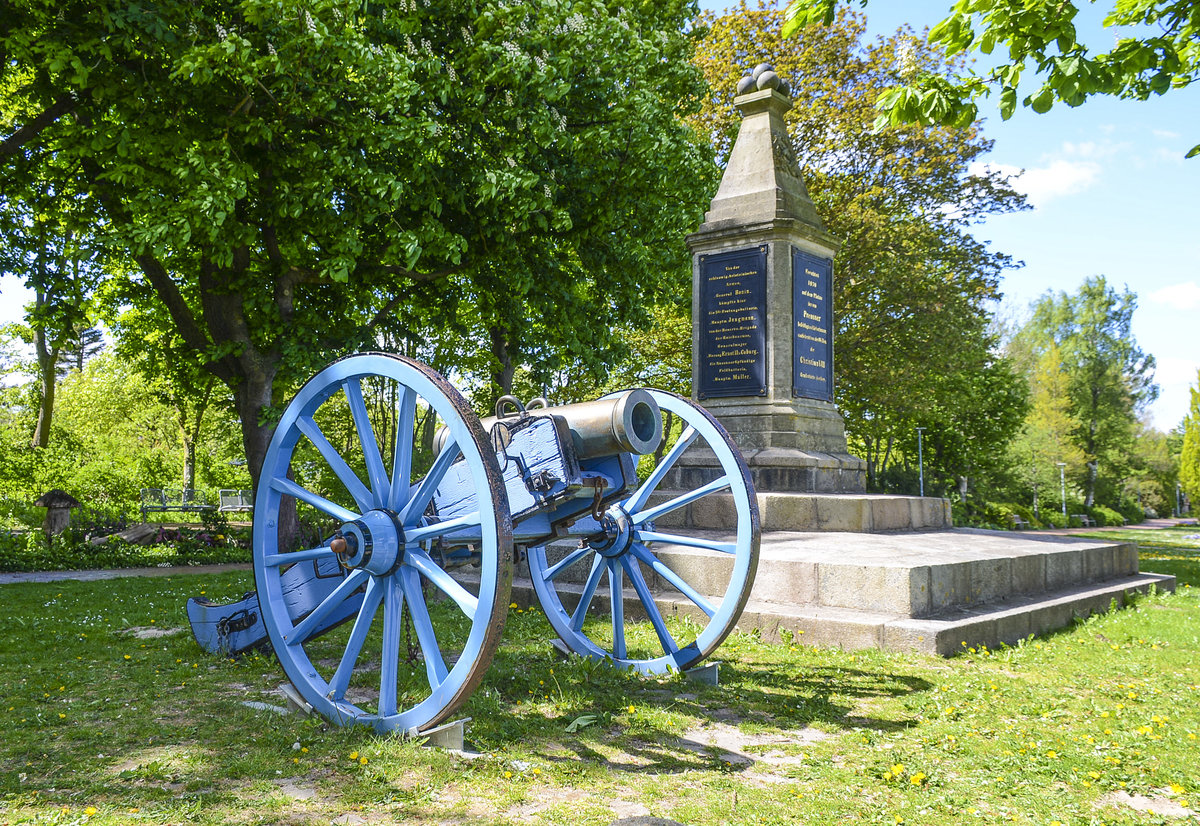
[630,475,730,524]
[270,476,358,523]
[389,387,417,510]
[633,529,736,555]
[399,567,449,687]
[406,548,479,618]
[405,510,480,546]
[344,379,390,507]
[399,438,461,524]
[570,554,606,632]
[621,555,677,655]
[329,577,385,700]
[623,426,698,514]
[295,415,374,512]
[379,575,404,716]
[541,546,593,582]
[263,544,336,568]
[286,568,369,645]
[609,560,626,660]
[630,543,716,617]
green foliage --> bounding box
[691,4,1029,496]
[1181,370,1200,507]
[1012,276,1158,509]
[2,0,716,497]
[0,527,248,573]
[783,0,1200,157]
[1088,504,1126,527]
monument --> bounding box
[685,63,865,493]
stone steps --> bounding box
[489,528,1174,657]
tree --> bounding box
[783,0,1200,157]
[1181,370,1200,508]
[689,4,1029,492]
[2,0,714,512]
[1014,276,1158,507]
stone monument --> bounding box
[685,63,865,493]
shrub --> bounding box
[1041,511,1068,529]
[1090,505,1126,527]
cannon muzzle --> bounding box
[435,389,663,460]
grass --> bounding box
[0,536,1197,825]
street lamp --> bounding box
[915,427,926,498]
[1057,462,1067,517]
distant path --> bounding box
[1039,517,1197,537]
[0,562,251,586]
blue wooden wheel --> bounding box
[527,390,759,674]
[253,353,512,734]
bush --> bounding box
[1089,505,1126,527]
[1041,511,1068,529]
[0,526,249,573]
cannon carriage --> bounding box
[188,352,759,735]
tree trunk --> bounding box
[178,377,215,491]
[31,281,61,448]
[1084,460,1098,508]
[235,367,299,551]
[489,325,516,395]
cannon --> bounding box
[188,353,759,734]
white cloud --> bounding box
[1153,129,1181,140]
[971,158,1101,208]
[1149,281,1200,311]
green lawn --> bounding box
[1,537,1197,825]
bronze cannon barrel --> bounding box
[434,389,663,460]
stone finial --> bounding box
[735,62,792,98]
[701,63,821,229]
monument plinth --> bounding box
[685,74,865,493]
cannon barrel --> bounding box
[435,389,663,460]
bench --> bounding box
[218,489,254,513]
[1008,514,1030,530]
[1070,513,1096,528]
[140,489,215,522]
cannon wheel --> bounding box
[253,353,512,734]
[527,390,759,674]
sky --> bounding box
[695,0,1199,431]
[2,1,1196,429]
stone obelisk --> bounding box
[686,64,865,493]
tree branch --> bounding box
[0,94,80,162]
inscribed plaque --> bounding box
[792,247,833,401]
[697,247,768,399]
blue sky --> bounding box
[696,0,1198,431]
[3,1,1196,429]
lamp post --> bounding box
[1057,462,1067,517]
[916,427,926,497]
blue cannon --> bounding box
[189,353,759,734]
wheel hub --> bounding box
[587,505,633,558]
[331,509,405,575]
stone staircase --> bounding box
[502,493,1174,657]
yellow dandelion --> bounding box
[349,751,358,760]
[1171,783,1185,794]
[910,772,926,785]
[359,757,368,765]
[123,654,131,660]
[58,713,65,719]
[1047,750,1058,758]
[891,763,905,776]
[85,806,97,816]
[628,705,635,713]
[504,771,513,778]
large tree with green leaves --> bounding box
[1013,276,1158,507]
[1,0,713,501]
[783,0,1200,157]
[1181,370,1200,509]
[689,4,1029,492]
